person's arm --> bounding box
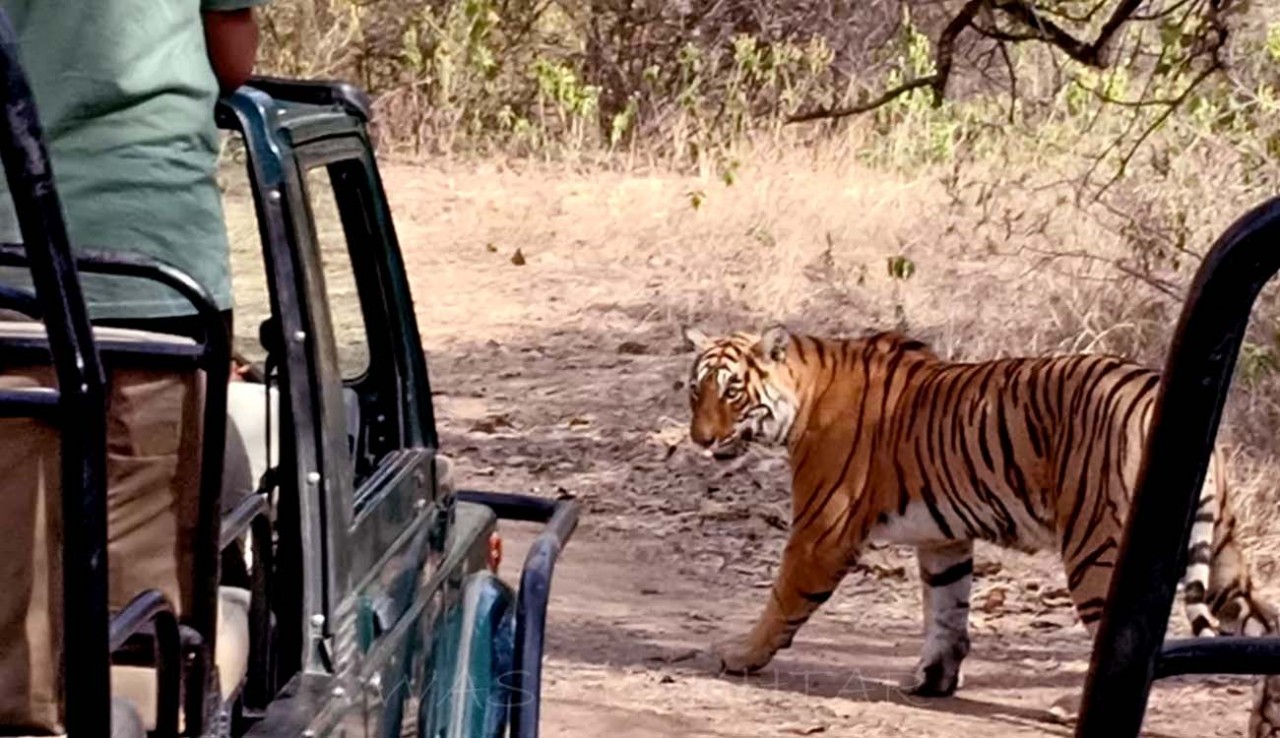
[202,6,261,95]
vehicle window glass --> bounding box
[220,137,271,366]
[305,166,370,380]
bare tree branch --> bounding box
[786,75,939,122]
[786,0,1214,126]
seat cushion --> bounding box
[110,586,250,732]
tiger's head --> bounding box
[681,324,800,460]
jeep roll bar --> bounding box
[0,246,239,734]
[1077,196,1280,736]
[0,9,112,734]
[456,491,580,738]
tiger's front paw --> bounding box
[899,658,963,697]
[900,634,970,697]
[712,634,775,675]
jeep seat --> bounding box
[0,321,253,734]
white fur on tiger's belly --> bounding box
[868,501,954,547]
[868,499,1056,552]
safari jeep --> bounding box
[0,11,575,738]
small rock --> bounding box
[699,501,749,522]
[617,341,650,355]
[647,648,698,664]
[754,509,788,531]
[510,248,527,265]
[782,727,827,736]
[658,674,675,684]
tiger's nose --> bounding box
[690,424,715,447]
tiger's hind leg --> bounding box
[901,540,974,697]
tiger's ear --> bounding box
[681,325,713,353]
[757,324,790,363]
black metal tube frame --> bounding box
[0,10,111,736]
[0,245,233,735]
[109,590,182,738]
[455,490,580,738]
[242,75,372,122]
[218,490,276,713]
[1076,196,1280,736]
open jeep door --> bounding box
[215,78,580,737]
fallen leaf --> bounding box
[1029,613,1072,630]
[1038,586,1074,609]
[978,588,1006,613]
[872,564,907,580]
[470,414,514,434]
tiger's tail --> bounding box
[1180,450,1280,737]
[1183,449,1277,638]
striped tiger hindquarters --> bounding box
[682,325,1280,731]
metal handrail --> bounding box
[0,10,110,735]
[456,490,580,738]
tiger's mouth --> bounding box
[704,427,753,460]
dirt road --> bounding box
[377,161,1272,738]
[516,521,1263,738]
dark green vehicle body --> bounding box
[0,16,573,734]
[212,80,572,738]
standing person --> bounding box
[0,0,271,593]
[0,0,266,344]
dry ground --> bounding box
[221,155,1280,737]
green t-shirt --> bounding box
[0,0,265,319]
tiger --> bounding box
[681,324,1280,734]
